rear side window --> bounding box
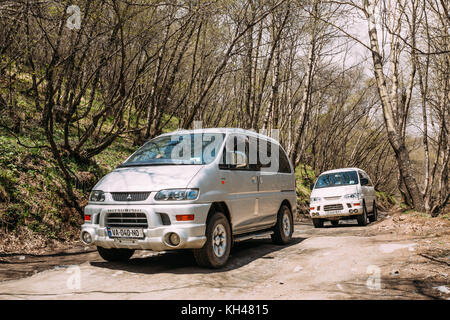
[278,146,292,173]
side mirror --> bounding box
[233,151,248,168]
[360,178,369,186]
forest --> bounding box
[0,0,448,243]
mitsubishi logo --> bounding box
[127,194,132,200]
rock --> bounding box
[399,215,407,221]
[293,266,303,272]
[433,286,450,294]
[391,269,400,276]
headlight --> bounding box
[89,190,105,202]
[310,197,321,202]
[344,193,361,199]
[154,189,199,201]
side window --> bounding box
[257,139,272,169]
[358,172,365,185]
[359,171,373,186]
[219,135,258,171]
[278,146,292,173]
[364,172,373,186]
[257,139,291,173]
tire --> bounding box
[312,218,324,228]
[193,212,231,268]
[357,203,368,226]
[271,204,294,245]
[330,220,339,226]
[369,201,378,222]
[97,246,134,262]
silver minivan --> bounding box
[80,128,296,268]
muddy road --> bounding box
[0,213,449,300]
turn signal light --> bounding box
[176,214,194,221]
[310,207,315,210]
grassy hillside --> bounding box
[0,124,137,251]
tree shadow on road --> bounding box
[330,278,449,300]
[89,236,306,275]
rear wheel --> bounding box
[357,203,368,226]
[193,212,231,268]
[312,218,324,228]
[369,201,378,222]
[271,204,293,245]
[97,246,134,262]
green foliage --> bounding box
[295,164,316,209]
[375,191,396,206]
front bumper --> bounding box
[309,201,362,219]
[80,203,210,250]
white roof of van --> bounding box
[320,167,364,174]
[159,128,280,144]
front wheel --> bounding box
[369,201,378,222]
[193,212,231,268]
[312,218,324,228]
[271,205,294,245]
[97,246,135,262]
[357,203,368,226]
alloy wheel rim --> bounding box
[282,211,291,237]
[212,224,227,257]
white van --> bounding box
[309,168,377,228]
[80,128,296,268]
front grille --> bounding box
[111,192,151,202]
[325,196,341,201]
[324,204,344,211]
[106,212,148,228]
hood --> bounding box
[93,165,203,192]
[311,185,359,198]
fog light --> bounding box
[168,232,180,246]
[81,231,92,244]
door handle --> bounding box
[251,176,258,184]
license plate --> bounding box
[326,210,342,215]
[107,227,144,239]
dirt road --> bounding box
[0,213,449,300]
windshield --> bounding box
[119,133,225,167]
[314,171,359,189]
